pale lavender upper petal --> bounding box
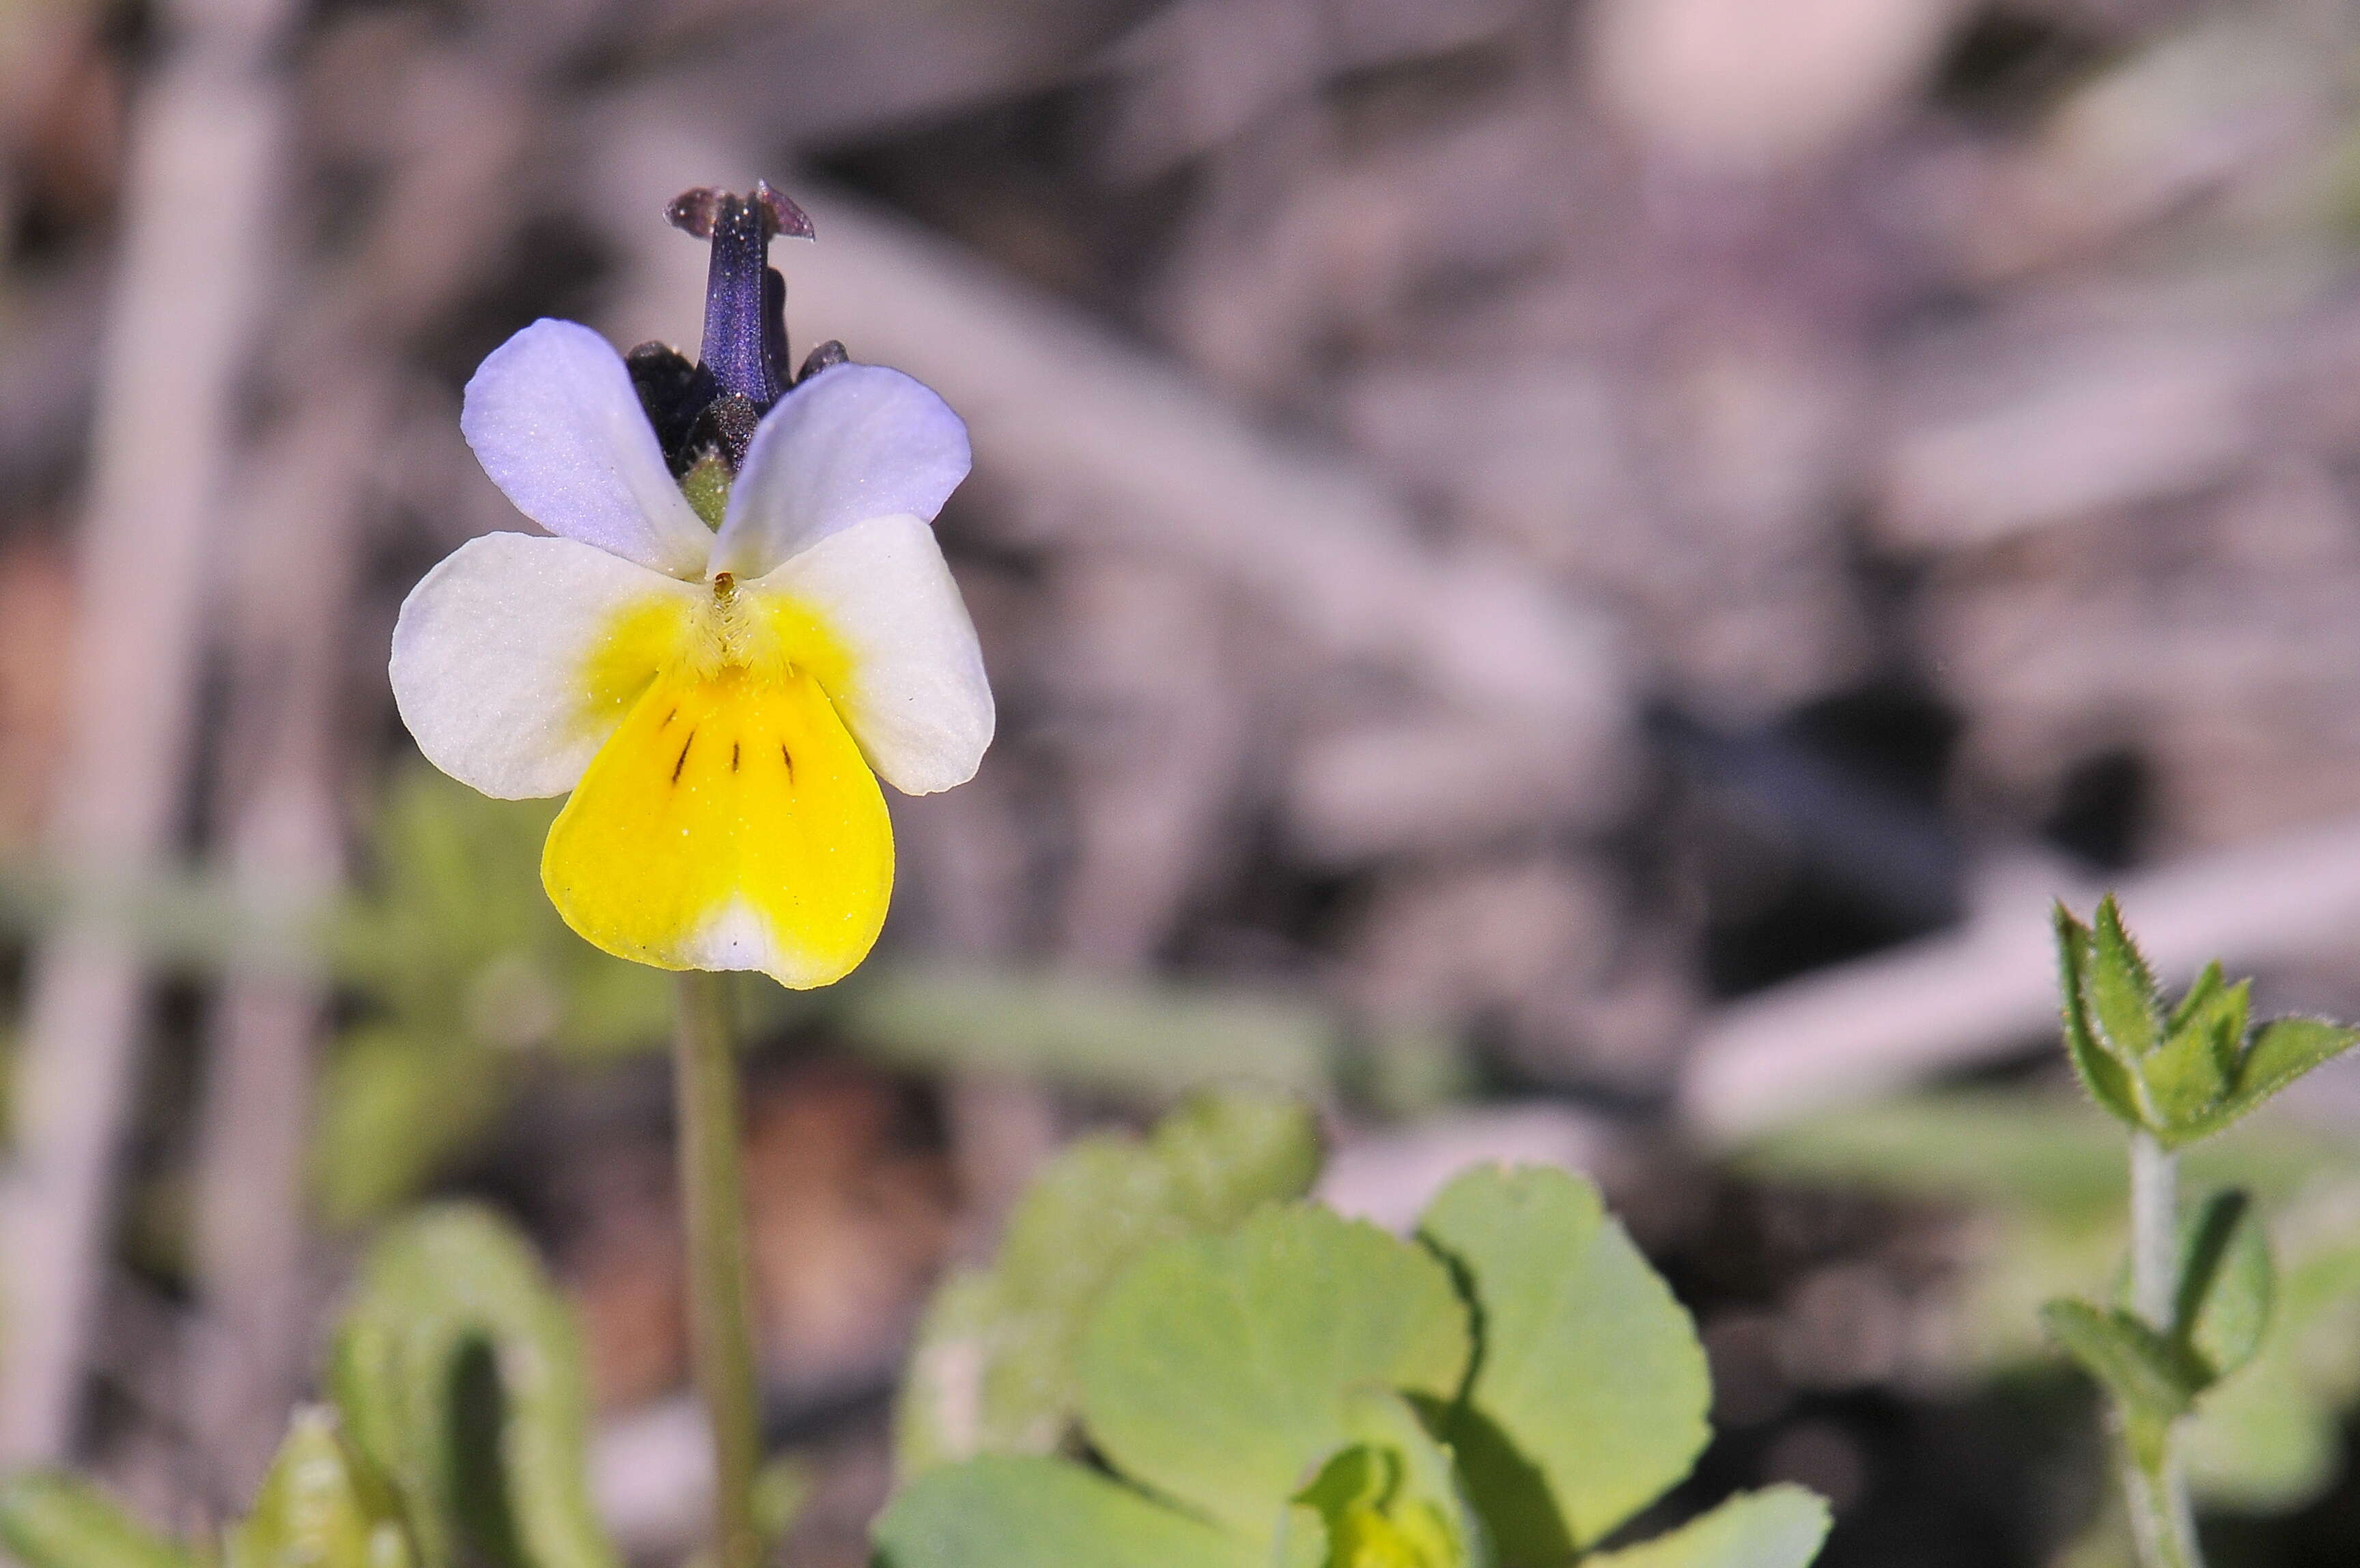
[710,363,972,578]
[461,319,714,580]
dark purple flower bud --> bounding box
[796,339,848,384]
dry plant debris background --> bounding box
[6,0,2360,1565]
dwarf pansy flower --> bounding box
[391,184,991,990]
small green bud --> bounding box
[682,453,732,529]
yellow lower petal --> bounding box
[541,660,893,989]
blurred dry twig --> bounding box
[0,0,297,1465]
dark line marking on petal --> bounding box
[731,742,740,772]
[661,707,677,729]
[673,733,694,783]
[780,744,795,783]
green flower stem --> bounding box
[674,971,761,1568]
[2124,1130,2202,1568]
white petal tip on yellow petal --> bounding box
[674,898,867,990]
[540,662,893,992]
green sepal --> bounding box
[2053,906,2146,1132]
[1582,1487,1832,1568]
[326,1205,618,1568]
[227,1409,412,1568]
[2040,1299,2208,1465]
[1418,1165,1711,1558]
[869,1456,1256,1568]
[0,1472,196,1568]
[681,455,731,530]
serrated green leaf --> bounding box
[328,1205,616,1568]
[2141,984,2243,1130]
[2173,1190,2271,1382]
[1417,1166,1711,1556]
[1280,1389,1492,1568]
[2165,962,2226,1037]
[228,1409,412,1568]
[895,1093,1322,1475]
[2170,972,2247,1075]
[870,1457,1256,1568]
[2041,1299,2206,1459]
[1078,1205,1470,1538]
[0,1473,194,1568]
[1584,1487,1832,1568]
[2087,897,2162,1059]
[2053,908,2146,1132]
[2163,1018,2360,1147]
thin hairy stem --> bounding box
[2124,1131,2203,1568]
[674,971,761,1568]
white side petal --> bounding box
[752,513,994,795]
[461,319,713,579]
[711,364,972,579]
[391,532,698,798]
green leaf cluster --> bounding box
[1743,1091,2360,1514]
[2053,897,2358,1150]
[2042,1190,2277,1476]
[2042,895,2360,1502]
[880,1098,1830,1568]
[0,1206,624,1568]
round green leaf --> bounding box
[1416,1166,1711,1555]
[1583,1487,1831,1568]
[895,1093,1322,1474]
[1079,1205,1471,1537]
[872,1457,1256,1568]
